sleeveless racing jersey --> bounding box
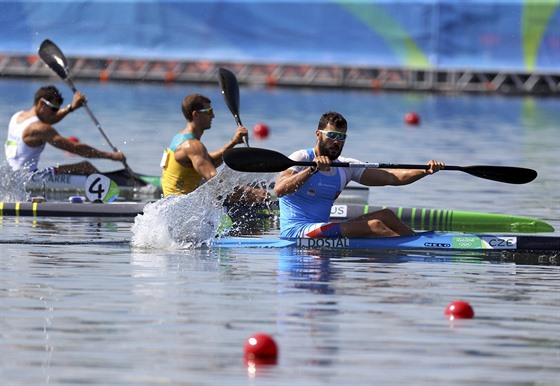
[5,112,44,171]
[160,132,203,196]
[278,148,365,238]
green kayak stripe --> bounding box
[244,203,555,233]
[429,209,434,230]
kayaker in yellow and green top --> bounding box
[160,93,267,203]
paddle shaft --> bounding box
[267,159,474,171]
[286,161,501,172]
[223,147,538,184]
[234,117,249,148]
[63,79,136,176]
[64,78,119,154]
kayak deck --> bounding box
[0,201,147,218]
[0,201,555,234]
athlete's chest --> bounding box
[301,172,344,200]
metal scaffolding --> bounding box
[1,54,558,95]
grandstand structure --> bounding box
[1,54,558,95]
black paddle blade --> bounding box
[461,165,537,184]
[38,39,69,79]
[218,68,242,126]
[224,148,296,172]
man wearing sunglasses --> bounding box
[274,111,445,238]
[5,85,126,175]
[161,93,261,199]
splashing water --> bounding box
[0,162,31,202]
[131,167,276,250]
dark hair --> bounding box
[34,85,63,106]
[317,111,347,131]
[182,94,211,121]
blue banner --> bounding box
[1,0,558,72]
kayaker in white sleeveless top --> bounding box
[5,113,44,171]
[4,85,126,175]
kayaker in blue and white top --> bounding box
[274,111,445,238]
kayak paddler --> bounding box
[160,93,267,203]
[4,85,126,176]
[274,111,445,238]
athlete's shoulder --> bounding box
[288,148,312,161]
[170,132,198,150]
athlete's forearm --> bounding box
[73,144,114,159]
[274,167,316,197]
[209,139,237,167]
[52,105,74,123]
[391,169,432,186]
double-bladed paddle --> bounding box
[38,39,145,186]
[218,68,249,147]
[223,147,538,184]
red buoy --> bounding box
[253,123,270,140]
[405,112,420,125]
[445,300,475,320]
[244,333,278,359]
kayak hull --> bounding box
[211,233,560,253]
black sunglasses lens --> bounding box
[328,132,345,140]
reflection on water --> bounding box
[0,216,130,244]
[278,251,342,295]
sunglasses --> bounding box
[41,98,61,111]
[318,130,347,141]
[196,107,213,115]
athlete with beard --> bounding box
[274,111,445,238]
